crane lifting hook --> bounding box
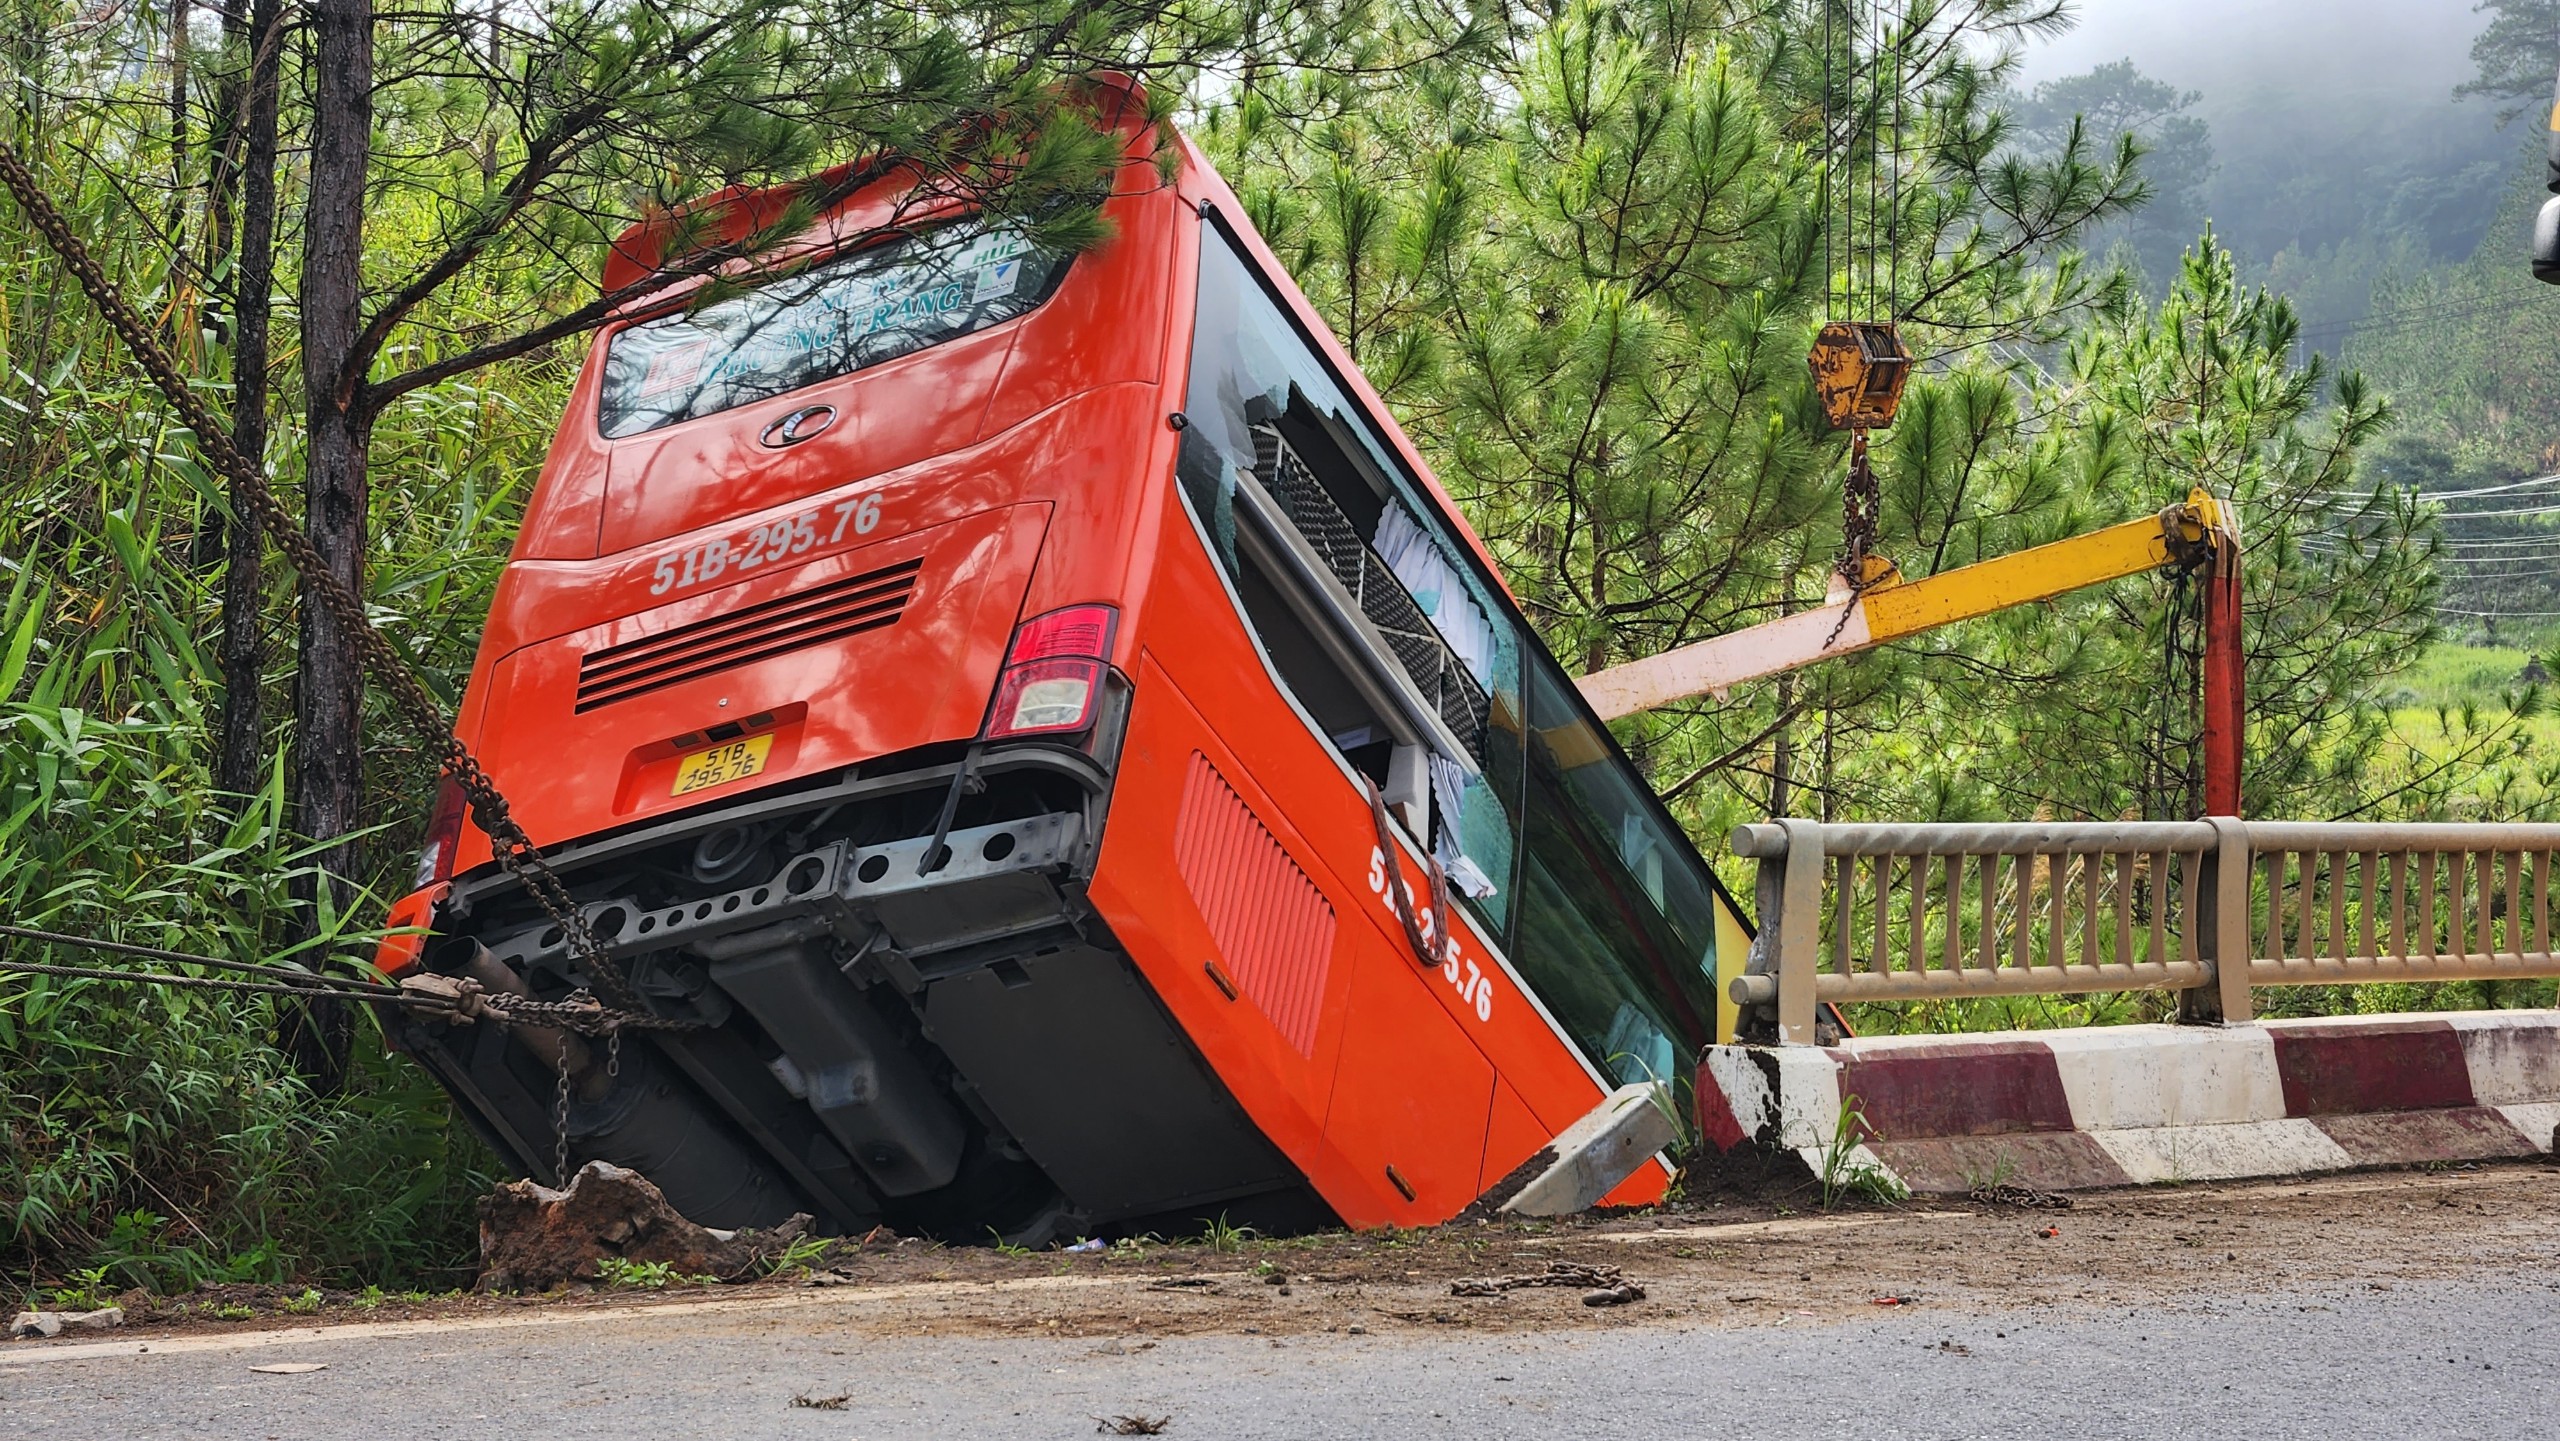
[1810,320,1915,596]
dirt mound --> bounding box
[477,1161,810,1292]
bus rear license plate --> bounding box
[671,735,772,796]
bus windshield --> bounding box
[599,223,1070,439]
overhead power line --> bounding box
[2339,473,2560,502]
[2406,533,2560,550]
[2428,503,2560,522]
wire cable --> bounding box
[0,922,399,994]
[2332,473,2560,501]
[0,956,445,1007]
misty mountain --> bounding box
[2015,0,2520,331]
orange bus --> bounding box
[379,85,1752,1241]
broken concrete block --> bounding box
[63,1306,123,1330]
[1479,1081,1679,1218]
[10,1310,62,1339]
[477,1160,810,1293]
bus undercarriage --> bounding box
[391,732,1330,1244]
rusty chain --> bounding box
[1821,427,1886,648]
[1839,429,1879,580]
[1449,1261,1636,1297]
[1363,776,1456,974]
[552,1043,575,1184]
[0,138,654,1020]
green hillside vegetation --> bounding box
[0,0,2554,1296]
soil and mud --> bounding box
[13,1160,2557,1355]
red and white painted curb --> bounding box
[1695,1010,2560,1193]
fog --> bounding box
[2016,0,2488,108]
[2009,0,2521,291]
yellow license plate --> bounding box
[671,734,773,796]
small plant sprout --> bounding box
[763,1235,835,1278]
[1817,1096,1910,1210]
[594,1258,678,1290]
[1960,1148,2021,1194]
[48,1266,112,1311]
[1203,1214,1258,1254]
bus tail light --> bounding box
[986,604,1116,738]
[412,776,468,890]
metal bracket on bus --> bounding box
[479,813,1085,989]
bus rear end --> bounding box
[378,104,1306,1242]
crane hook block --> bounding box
[1809,321,1912,430]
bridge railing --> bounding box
[1725,819,2560,1043]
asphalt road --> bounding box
[5,1273,2551,1440]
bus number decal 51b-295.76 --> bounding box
[649,494,885,596]
[1368,845,1495,1024]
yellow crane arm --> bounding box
[1574,493,2232,722]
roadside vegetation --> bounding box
[2,0,2555,1300]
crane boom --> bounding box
[1576,490,2246,813]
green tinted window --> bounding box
[1509,660,1722,1083]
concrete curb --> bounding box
[1695,1010,2560,1194]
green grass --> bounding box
[2391,640,2547,709]
[2378,639,2560,780]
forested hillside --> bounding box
[0,0,2543,1292]
[2006,2,2560,626]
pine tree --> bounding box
[1207,1,2134,822]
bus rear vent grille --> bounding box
[576,558,923,712]
[1174,750,1335,1056]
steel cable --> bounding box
[0,956,445,1007]
[0,922,401,994]
[0,946,691,1034]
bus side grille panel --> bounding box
[575,559,923,712]
[1254,429,1368,588]
[1252,426,1489,762]
[1174,750,1334,1057]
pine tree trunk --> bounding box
[286,0,374,1090]
[201,0,245,310]
[165,0,189,236]
[213,0,280,804]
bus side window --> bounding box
[1508,660,1720,1082]
[1178,215,1526,932]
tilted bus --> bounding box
[379,82,1751,1241]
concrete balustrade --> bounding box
[1726,818,2560,1045]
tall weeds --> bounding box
[0,116,558,1291]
